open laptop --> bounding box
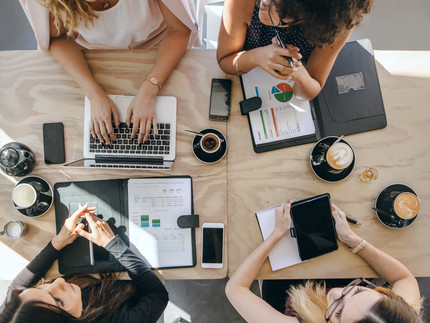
[64,95,176,170]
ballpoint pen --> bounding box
[273,29,296,68]
[346,216,361,225]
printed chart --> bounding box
[271,83,293,102]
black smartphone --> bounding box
[290,193,338,261]
[209,78,232,121]
[43,122,65,164]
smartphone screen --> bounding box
[209,78,232,121]
[290,194,338,261]
[202,226,224,265]
[43,122,65,164]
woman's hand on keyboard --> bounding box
[89,91,120,146]
[126,81,159,144]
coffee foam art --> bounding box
[394,192,420,219]
[326,142,354,170]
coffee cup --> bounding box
[12,183,39,209]
[195,133,222,154]
[393,192,420,220]
[0,220,27,239]
[326,142,354,173]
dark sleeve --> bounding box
[105,235,169,323]
[10,241,60,290]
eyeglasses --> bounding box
[324,278,376,322]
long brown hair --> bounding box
[36,0,98,36]
[0,273,136,323]
[288,281,423,323]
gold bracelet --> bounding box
[350,239,367,254]
[235,57,244,76]
[145,75,162,89]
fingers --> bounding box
[75,226,90,240]
[71,203,88,220]
[105,120,117,143]
[126,107,133,129]
[112,106,120,129]
[98,121,111,146]
[93,121,104,144]
[90,120,96,140]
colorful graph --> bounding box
[271,83,293,102]
[152,219,161,227]
[140,215,149,227]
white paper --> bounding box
[128,178,194,268]
[256,206,302,271]
[242,67,316,145]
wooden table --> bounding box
[227,50,430,279]
[0,49,228,280]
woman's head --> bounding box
[288,281,422,323]
[257,0,373,46]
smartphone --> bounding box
[201,223,224,268]
[209,78,232,121]
[43,122,65,164]
[290,193,338,261]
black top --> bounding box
[10,235,168,323]
[243,6,315,62]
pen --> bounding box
[346,216,361,225]
[273,30,295,68]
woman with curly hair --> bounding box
[0,204,168,323]
[217,0,373,100]
[19,0,198,145]
[225,200,423,322]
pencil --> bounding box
[346,216,361,225]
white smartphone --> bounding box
[201,223,224,268]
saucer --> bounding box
[310,137,355,183]
[375,184,418,229]
[13,176,53,217]
[192,129,227,164]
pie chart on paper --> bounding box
[271,83,293,102]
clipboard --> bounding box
[54,176,198,274]
[240,39,387,153]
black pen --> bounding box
[346,216,361,225]
[273,30,295,68]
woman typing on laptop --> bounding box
[225,200,423,322]
[19,0,198,145]
[0,204,168,322]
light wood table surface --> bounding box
[0,49,227,280]
[227,50,430,279]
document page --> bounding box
[128,177,194,268]
[256,206,302,271]
[242,67,316,145]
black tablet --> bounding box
[290,193,338,261]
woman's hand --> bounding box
[254,40,302,80]
[126,81,159,144]
[89,90,120,146]
[331,204,362,248]
[52,204,96,250]
[74,212,116,248]
[273,199,292,238]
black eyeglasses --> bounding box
[325,278,376,322]
[267,9,295,68]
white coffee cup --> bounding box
[1,220,27,239]
[12,183,38,209]
[199,133,222,154]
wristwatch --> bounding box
[145,75,162,89]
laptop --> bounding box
[65,95,176,170]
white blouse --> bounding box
[75,0,166,49]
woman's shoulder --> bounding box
[224,0,255,25]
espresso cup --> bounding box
[0,220,27,239]
[198,133,221,154]
[393,192,420,220]
[325,141,354,174]
[12,183,39,209]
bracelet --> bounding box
[235,56,244,76]
[350,239,367,253]
[145,75,162,90]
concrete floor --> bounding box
[1,0,430,322]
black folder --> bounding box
[240,39,387,153]
[54,176,197,274]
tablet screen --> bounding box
[290,194,338,261]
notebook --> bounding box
[65,95,176,169]
[54,176,197,274]
[240,39,387,153]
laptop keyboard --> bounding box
[89,122,171,155]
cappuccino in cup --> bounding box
[326,142,354,170]
[394,192,420,219]
[12,183,38,209]
[200,133,221,154]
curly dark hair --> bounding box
[261,0,373,46]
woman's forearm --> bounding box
[49,37,103,98]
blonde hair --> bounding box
[36,0,98,36]
[287,281,423,323]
